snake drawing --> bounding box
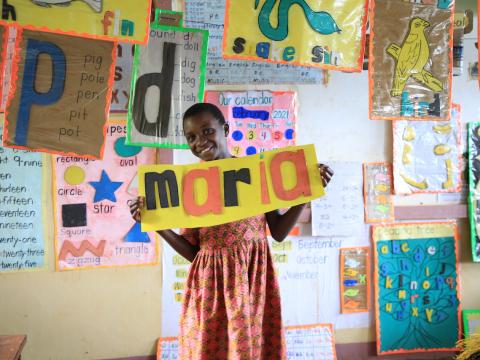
[255,0,341,41]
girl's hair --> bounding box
[183,103,226,126]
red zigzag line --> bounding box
[59,240,106,260]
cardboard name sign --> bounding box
[139,145,324,231]
[0,0,151,43]
[3,30,115,159]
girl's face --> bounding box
[183,111,230,161]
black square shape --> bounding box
[62,203,87,227]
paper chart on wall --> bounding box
[184,0,325,84]
[311,162,365,236]
[3,29,116,158]
[363,162,394,223]
[463,310,480,338]
[110,43,134,113]
[468,122,480,262]
[369,0,453,120]
[127,19,208,148]
[340,247,369,314]
[53,122,158,271]
[0,26,15,112]
[204,91,297,157]
[0,0,151,43]
[372,222,461,355]
[393,104,462,194]
[161,235,370,337]
[0,125,45,273]
[223,0,368,71]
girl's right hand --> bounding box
[128,196,145,222]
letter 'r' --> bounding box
[16,39,66,145]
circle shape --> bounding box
[246,146,257,156]
[232,130,243,141]
[64,166,86,185]
[114,137,142,158]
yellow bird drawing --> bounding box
[387,17,443,97]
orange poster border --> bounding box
[285,323,337,359]
[392,103,463,195]
[52,119,159,272]
[339,246,370,314]
[362,162,394,223]
[0,0,151,45]
[368,0,454,121]
[156,336,178,359]
[0,25,9,113]
[2,26,117,160]
[222,0,369,73]
[371,221,462,355]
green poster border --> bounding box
[126,10,209,149]
[467,122,480,262]
[463,309,480,337]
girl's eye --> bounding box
[204,128,214,135]
[187,135,195,143]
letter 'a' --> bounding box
[15,39,66,145]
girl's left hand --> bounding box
[318,163,333,187]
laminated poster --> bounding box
[0,0,151,43]
[184,0,325,85]
[393,104,462,194]
[161,235,369,338]
[204,91,297,157]
[463,310,480,338]
[222,0,368,71]
[372,222,461,355]
[0,125,45,272]
[139,145,324,231]
[468,122,480,262]
[369,0,454,120]
[110,43,133,113]
[340,247,369,314]
[0,26,15,112]
[53,121,158,271]
[363,162,394,223]
[3,29,116,159]
[157,324,337,360]
[127,13,208,148]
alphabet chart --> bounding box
[127,18,208,148]
[204,91,297,156]
[372,222,460,355]
[53,121,158,270]
[3,30,116,158]
[184,0,325,84]
[110,43,134,113]
[0,125,45,273]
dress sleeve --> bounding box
[180,227,200,246]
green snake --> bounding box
[255,0,341,41]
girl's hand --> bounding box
[128,196,145,222]
[318,164,333,187]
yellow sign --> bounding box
[222,0,368,71]
[139,145,324,231]
[0,0,151,43]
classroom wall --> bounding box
[1,1,480,359]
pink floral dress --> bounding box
[179,214,286,360]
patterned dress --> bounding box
[179,214,286,360]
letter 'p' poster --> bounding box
[369,0,453,120]
[222,0,368,71]
[372,222,461,355]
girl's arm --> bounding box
[265,164,334,242]
[130,197,199,262]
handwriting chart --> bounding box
[285,324,337,360]
[53,121,158,270]
[183,0,325,84]
[0,125,45,272]
[311,162,365,236]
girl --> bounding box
[130,103,333,359]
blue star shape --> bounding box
[89,170,123,203]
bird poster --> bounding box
[127,15,208,148]
[52,120,158,271]
[369,0,454,120]
[467,122,480,262]
[222,0,369,71]
[372,222,461,355]
[204,91,297,157]
[0,0,151,43]
[392,104,461,194]
[3,29,116,159]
